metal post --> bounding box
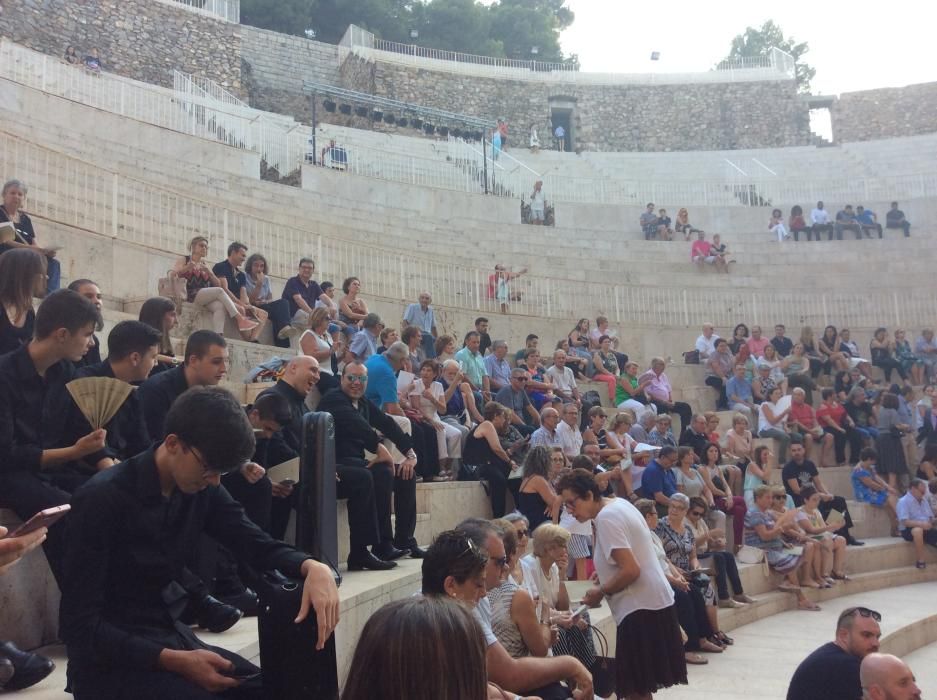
[310,92,318,166]
[482,134,489,195]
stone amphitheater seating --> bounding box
[3,36,937,698]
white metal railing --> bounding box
[1,130,935,328]
[158,0,240,23]
[340,25,795,85]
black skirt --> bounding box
[876,432,907,475]
[615,606,688,697]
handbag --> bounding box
[158,270,187,304]
[586,625,617,699]
[682,350,700,365]
[737,544,770,576]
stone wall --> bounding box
[0,0,241,90]
[338,55,811,152]
[832,82,937,143]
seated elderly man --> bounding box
[455,331,491,401]
[695,323,720,360]
[897,478,937,569]
[545,349,580,404]
[400,291,437,360]
[705,338,734,410]
[484,340,512,393]
[529,406,561,449]
[860,653,920,700]
[556,403,583,460]
[788,387,834,464]
[725,364,756,426]
[787,605,882,700]
[348,313,383,362]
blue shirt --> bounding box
[364,354,398,408]
[402,304,435,334]
[484,355,512,389]
[455,347,487,388]
[639,460,677,500]
[857,210,877,225]
[897,492,934,528]
[726,376,754,404]
[349,329,378,361]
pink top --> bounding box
[646,371,672,402]
[690,240,711,260]
[747,336,770,358]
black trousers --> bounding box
[700,551,743,599]
[652,400,693,433]
[481,459,512,518]
[71,643,262,699]
[812,223,834,240]
[823,427,863,464]
[704,376,728,410]
[792,226,816,242]
[819,496,854,538]
[887,222,911,237]
[257,299,292,349]
[672,586,713,650]
[214,474,274,593]
[411,421,440,480]
[335,463,382,553]
[0,470,88,585]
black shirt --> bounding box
[782,458,819,506]
[137,366,190,440]
[0,344,76,475]
[786,642,861,700]
[0,308,34,357]
[60,447,310,673]
[281,276,323,318]
[317,387,413,467]
[258,380,308,454]
[679,427,709,460]
[478,332,492,357]
[886,209,906,225]
[62,360,152,462]
[771,336,794,358]
[211,260,246,300]
[0,206,36,246]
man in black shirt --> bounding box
[678,413,710,461]
[60,387,339,699]
[787,605,882,700]
[60,320,161,469]
[138,331,228,440]
[318,361,420,571]
[771,324,794,358]
[67,279,104,369]
[885,201,911,237]
[0,290,104,582]
[782,442,862,545]
[475,317,492,356]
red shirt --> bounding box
[790,401,817,429]
[691,240,712,260]
[816,401,846,428]
[747,337,770,358]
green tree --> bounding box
[725,20,816,93]
[240,0,315,36]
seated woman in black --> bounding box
[138,296,180,375]
[0,249,46,355]
[516,446,560,531]
[0,179,60,294]
[462,401,517,518]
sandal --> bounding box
[831,572,851,581]
[778,582,801,593]
[801,580,822,589]
[798,600,821,611]
[716,632,734,646]
[699,639,723,653]
[685,652,708,665]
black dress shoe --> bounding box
[216,587,259,617]
[372,544,407,561]
[0,641,55,691]
[347,551,398,571]
[407,545,428,559]
[196,596,244,633]
[0,657,14,689]
[846,537,865,546]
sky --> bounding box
[559,0,937,96]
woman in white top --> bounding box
[299,307,339,393]
[604,412,639,500]
[757,385,792,463]
[761,343,787,392]
[558,469,686,698]
[408,359,464,480]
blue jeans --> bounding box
[854,426,880,443]
[420,331,436,359]
[46,255,61,292]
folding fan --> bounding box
[65,377,134,429]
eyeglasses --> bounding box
[492,555,510,569]
[772,495,786,500]
[188,445,236,477]
[345,374,368,383]
[512,376,528,382]
[840,606,882,623]
[515,529,529,537]
[689,510,705,517]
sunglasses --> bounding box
[345,374,369,383]
[841,606,882,623]
[515,529,529,537]
[689,510,705,517]
[772,495,786,500]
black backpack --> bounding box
[579,390,602,430]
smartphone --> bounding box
[571,603,589,618]
[224,668,261,682]
[279,479,296,487]
[9,505,71,537]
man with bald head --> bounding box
[257,355,320,454]
[529,406,561,449]
[787,605,883,700]
[861,653,920,700]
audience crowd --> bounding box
[0,194,933,697]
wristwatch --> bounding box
[406,449,417,460]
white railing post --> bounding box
[111,173,119,237]
[682,289,689,326]
[474,269,481,310]
[893,291,901,327]
[399,254,406,300]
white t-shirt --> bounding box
[560,507,593,537]
[758,400,782,433]
[408,378,444,423]
[473,596,499,647]
[518,553,560,623]
[695,334,720,358]
[556,421,584,458]
[545,365,577,397]
[592,499,674,623]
